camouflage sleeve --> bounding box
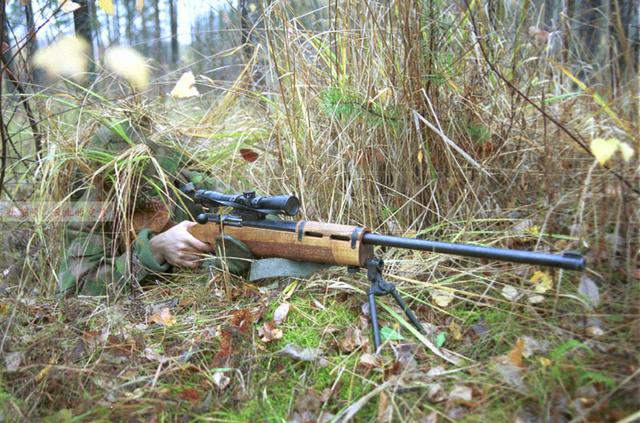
[57,224,170,297]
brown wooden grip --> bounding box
[187,221,373,267]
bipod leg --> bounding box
[368,288,382,350]
[366,258,425,351]
[388,287,426,335]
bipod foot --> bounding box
[366,258,426,351]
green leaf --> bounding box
[435,332,447,348]
[380,326,404,342]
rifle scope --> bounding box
[194,190,300,216]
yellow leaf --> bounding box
[590,138,620,166]
[417,149,424,164]
[97,0,114,15]
[104,46,149,90]
[448,322,463,341]
[60,0,81,13]
[529,271,553,293]
[32,36,89,81]
[135,0,144,12]
[538,357,552,367]
[150,307,176,327]
[170,71,200,98]
[619,142,635,162]
[507,338,525,367]
[432,289,454,307]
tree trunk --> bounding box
[112,0,120,44]
[125,0,134,45]
[73,0,95,75]
[153,0,162,63]
[140,2,149,55]
[169,0,178,64]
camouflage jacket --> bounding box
[57,122,221,297]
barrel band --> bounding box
[296,220,307,241]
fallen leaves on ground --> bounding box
[212,371,231,390]
[336,327,367,352]
[529,271,553,293]
[273,302,290,325]
[4,351,23,373]
[258,321,283,342]
[431,289,454,307]
[358,353,383,371]
[501,285,520,301]
[279,344,328,367]
[149,307,176,327]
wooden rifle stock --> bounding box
[188,220,374,267]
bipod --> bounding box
[365,258,426,350]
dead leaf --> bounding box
[521,336,550,358]
[426,383,445,403]
[149,307,176,327]
[391,343,418,372]
[135,0,144,12]
[97,0,114,15]
[60,0,81,13]
[358,353,383,371]
[431,289,454,307]
[239,148,259,162]
[212,371,230,390]
[230,309,254,333]
[273,302,290,326]
[258,321,283,342]
[170,71,200,98]
[448,322,463,341]
[179,388,200,403]
[527,294,545,304]
[337,327,367,353]
[507,338,525,367]
[5,351,23,373]
[529,271,553,293]
[501,285,520,301]
[279,344,327,366]
[143,347,169,363]
[448,385,472,402]
[494,361,528,393]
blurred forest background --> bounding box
[0,0,638,421]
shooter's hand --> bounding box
[150,221,211,268]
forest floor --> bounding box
[1,216,638,422]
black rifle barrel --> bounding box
[363,233,585,271]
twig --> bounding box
[462,0,639,196]
[0,0,7,197]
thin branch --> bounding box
[462,0,639,196]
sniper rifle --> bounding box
[183,186,585,350]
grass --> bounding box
[1,0,639,421]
